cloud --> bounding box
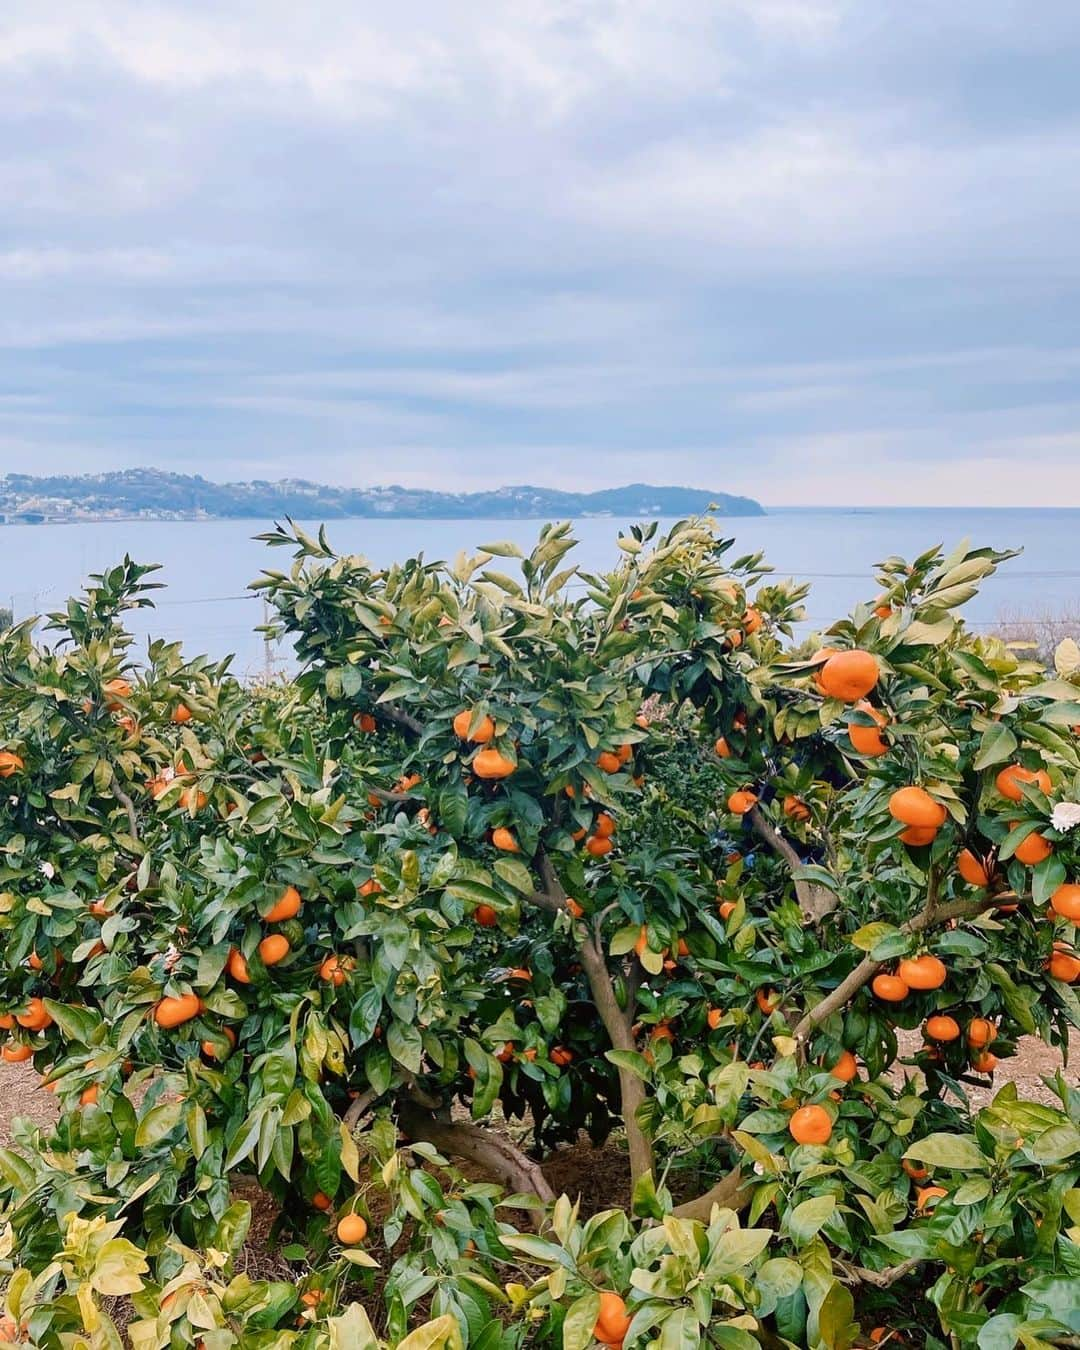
[0,0,1078,502]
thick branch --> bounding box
[670,1165,748,1221]
[111,782,140,842]
[528,848,653,1184]
[379,705,423,737]
[342,1086,382,1128]
[366,786,410,805]
[748,806,837,924]
[399,1104,555,1205]
[836,1257,921,1290]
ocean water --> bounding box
[2,508,1078,677]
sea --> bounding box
[3,508,1078,678]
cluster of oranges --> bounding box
[226,883,302,984]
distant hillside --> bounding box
[0,469,764,523]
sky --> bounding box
[2,1,1080,506]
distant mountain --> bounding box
[0,469,764,523]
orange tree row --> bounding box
[0,525,1077,1349]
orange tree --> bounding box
[0,523,1078,1349]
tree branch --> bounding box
[835,1257,922,1289]
[398,1104,555,1205]
[670,1165,748,1221]
[111,782,140,842]
[790,880,1010,1048]
[527,847,653,1184]
[342,1086,382,1128]
[748,806,837,924]
[366,786,410,805]
[379,705,423,738]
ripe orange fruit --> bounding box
[707,1008,724,1030]
[596,751,622,774]
[259,935,290,966]
[901,1158,929,1180]
[336,1214,368,1245]
[474,904,498,928]
[872,974,909,1002]
[783,795,811,822]
[551,1046,573,1067]
[1050,884,1080,922]
[265,884,302,923]
[0,750,25,778]
[995,764,1051,802]
[227,949,251,983]
[171,704,192,724]
[312,1190,333,1211]
[1,1043,33,1063]
[828,1050,858,1082]
[925,1015,960,1041]
[453,709,495,743]
[473,748,517,779]
[1048,943,1080,983]
[0,1014,12,1030]
[103,677,132,709]
[319,955,349,986]
[888,787,947,830]
[727,789,758,815]
[585,835,613,857]
[816,649,879,702]
[491,827,519,853]
[201,1027,237,1058]
[353,711,377,733]
[594,812,616,839]
[565,898,584,918]
[756,988,780,1014]
[154,994,202,1028]
[916,1185,948,1211]
[178,787,208,812]
[718,900,736,920]
[16,998,53,1031]
[593,1292,631,1347]
[897,955,947,990]
[848,701,889,757]
[1012,829,1052,865]
[971,1051,998,1073]
[508,967,532,982]
[714,736,732,759]
[956,848,991,888]
[743,607,763,634]
[899,825,938,846]
[79,1084,99,1106]
[358,878,383,897]
[966,1018,996,1049]
[789,1104,832,1146]
[616,742,633,764]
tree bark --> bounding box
[399,1104,555,1204]
[748,806,837,924]
[670,1165,748,1221]
[531,849,655,1185]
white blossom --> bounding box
[163,943,182,972]
[1051,802,1080,833]
[39,861,56,879]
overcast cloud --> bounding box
[2,1,1080,504]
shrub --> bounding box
[0,525,1078,1348]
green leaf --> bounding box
[973,723,1019,770]
[903,1134,987,1171]
[492,857,534,894]
[134,1099,184,1148]
[785,1195,836,1244]
[387,1020,423,1074]
[563,1293,601,1350]
[850,922,898,953]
